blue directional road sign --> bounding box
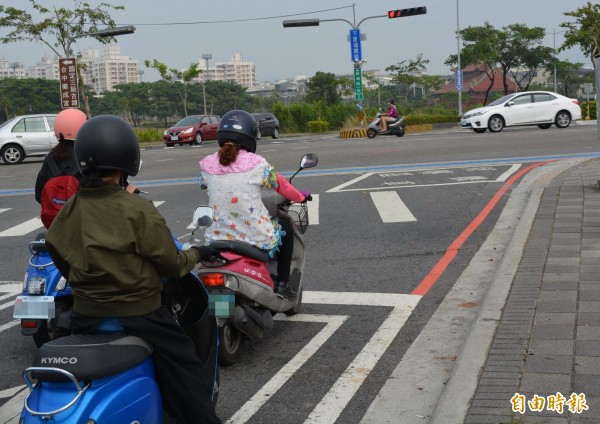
[350,29,362,62]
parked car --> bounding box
[252,112,280,139]
[0,114,57,165]
[163,114,220,146]
[461,91,582,133]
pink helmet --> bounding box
[54,109,87,141]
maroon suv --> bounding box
[163,114,220,146]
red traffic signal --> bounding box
[388,6,427,18]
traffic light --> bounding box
[387,7,427,19]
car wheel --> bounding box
[1,144,25,164]
[473,128,487,133]
[194,132,203,145]
[538,124,552,129]
[271,127,279,139]
[555,111,571,128]
[488,115,504,133]
[165,143,173,147]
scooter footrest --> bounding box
[33,334,152,382]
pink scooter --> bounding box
[192,153,318,365]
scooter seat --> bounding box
[32,333,153,382]
[209,240,270,262]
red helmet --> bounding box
[54,109,87,141]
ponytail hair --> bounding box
[218,142,240,166]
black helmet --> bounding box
[389,99,395,105]
[75,115,141,176]
[217,110,258,153]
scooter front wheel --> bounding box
[218,320,247,366]
[367,129,377,139]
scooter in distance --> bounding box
[192,153,318,366]
[13,233,73,347]
[17,266,219,423]
[366,112,406,139]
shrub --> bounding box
[134,127,165,143]
[307,120,329,133]
[581,101,597,120]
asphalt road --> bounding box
[0,123,598,423]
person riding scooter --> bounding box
[45,115,224,424]
[198,110,311,299]
[380,99,399,132]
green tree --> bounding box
[386,54,431,106]
[0,78,61,121]
[0,0,124,116]
[144,59,202,117]
[554,59,585,97]
[305,72,341,105]
[560,1,600,70]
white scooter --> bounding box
[367,112,406,138]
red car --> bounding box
[163,114,220,146]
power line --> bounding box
[116,5,354,26]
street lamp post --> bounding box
[283,6,426,118]
[201,53,212,115]
[456,0,463,116]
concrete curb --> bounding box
[429,158,589,423]
[360,159,586,424]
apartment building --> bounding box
[196,52,256,88]
[26,55,60,80]
[0,59,26,79]
[79,46,141,93]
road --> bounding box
[0,123,598,423]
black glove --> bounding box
[192,246,226,263]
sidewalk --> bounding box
[363,155,600,423]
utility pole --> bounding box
[456,0,462,116]
[201,54,212,115]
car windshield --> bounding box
[488,94,516,107]
[175,116,201,126]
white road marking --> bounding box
[226,314,349,424]
[370,191,417,223]
[0,320,19,332]
[228,291,421,424]
[307,194,319,225]
[327,173,372,193]
[0,208,10,213]
[0,283,22,293]
[0,217,43,237]
[0,293,17,302]
[495,163,521,182]
[152,201,165,207]
[0,385,26,424]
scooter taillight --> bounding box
[21,320,38,329]
[199,273,225,287]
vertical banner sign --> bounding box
[350,29,362,62]
[59,58,80,108]
[354,68,363,101]
[455,69,463,92]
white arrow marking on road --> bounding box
[370,191,417,223]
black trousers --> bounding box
[71,306,221,424]
[277,217,294,281]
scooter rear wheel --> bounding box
[367,129,377,139]
[218,320,247,366]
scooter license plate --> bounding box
[13,296,56,319]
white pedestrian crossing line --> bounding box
[307,194,319,225]
[0,208,10,214]
[370,191,417,223]
[0,217,43,237]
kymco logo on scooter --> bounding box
[41,356,78,365]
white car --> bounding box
[461,91,582,133]
[0,114,58,164]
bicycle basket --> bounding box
[287,203,309,234]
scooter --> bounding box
[366,112,406,139]
[192,153,318,366]
[17,265,219,423]
[13,232,73,347]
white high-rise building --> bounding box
[0,59,26,79]
[196,52,256,88]
[79,46,140,93]
[26,55,60,80]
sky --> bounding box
[0,0,593,83]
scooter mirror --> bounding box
[192,206,214,228]
[300,153,318,169]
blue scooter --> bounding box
[17,269,219,423]
[13,232,73,347]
